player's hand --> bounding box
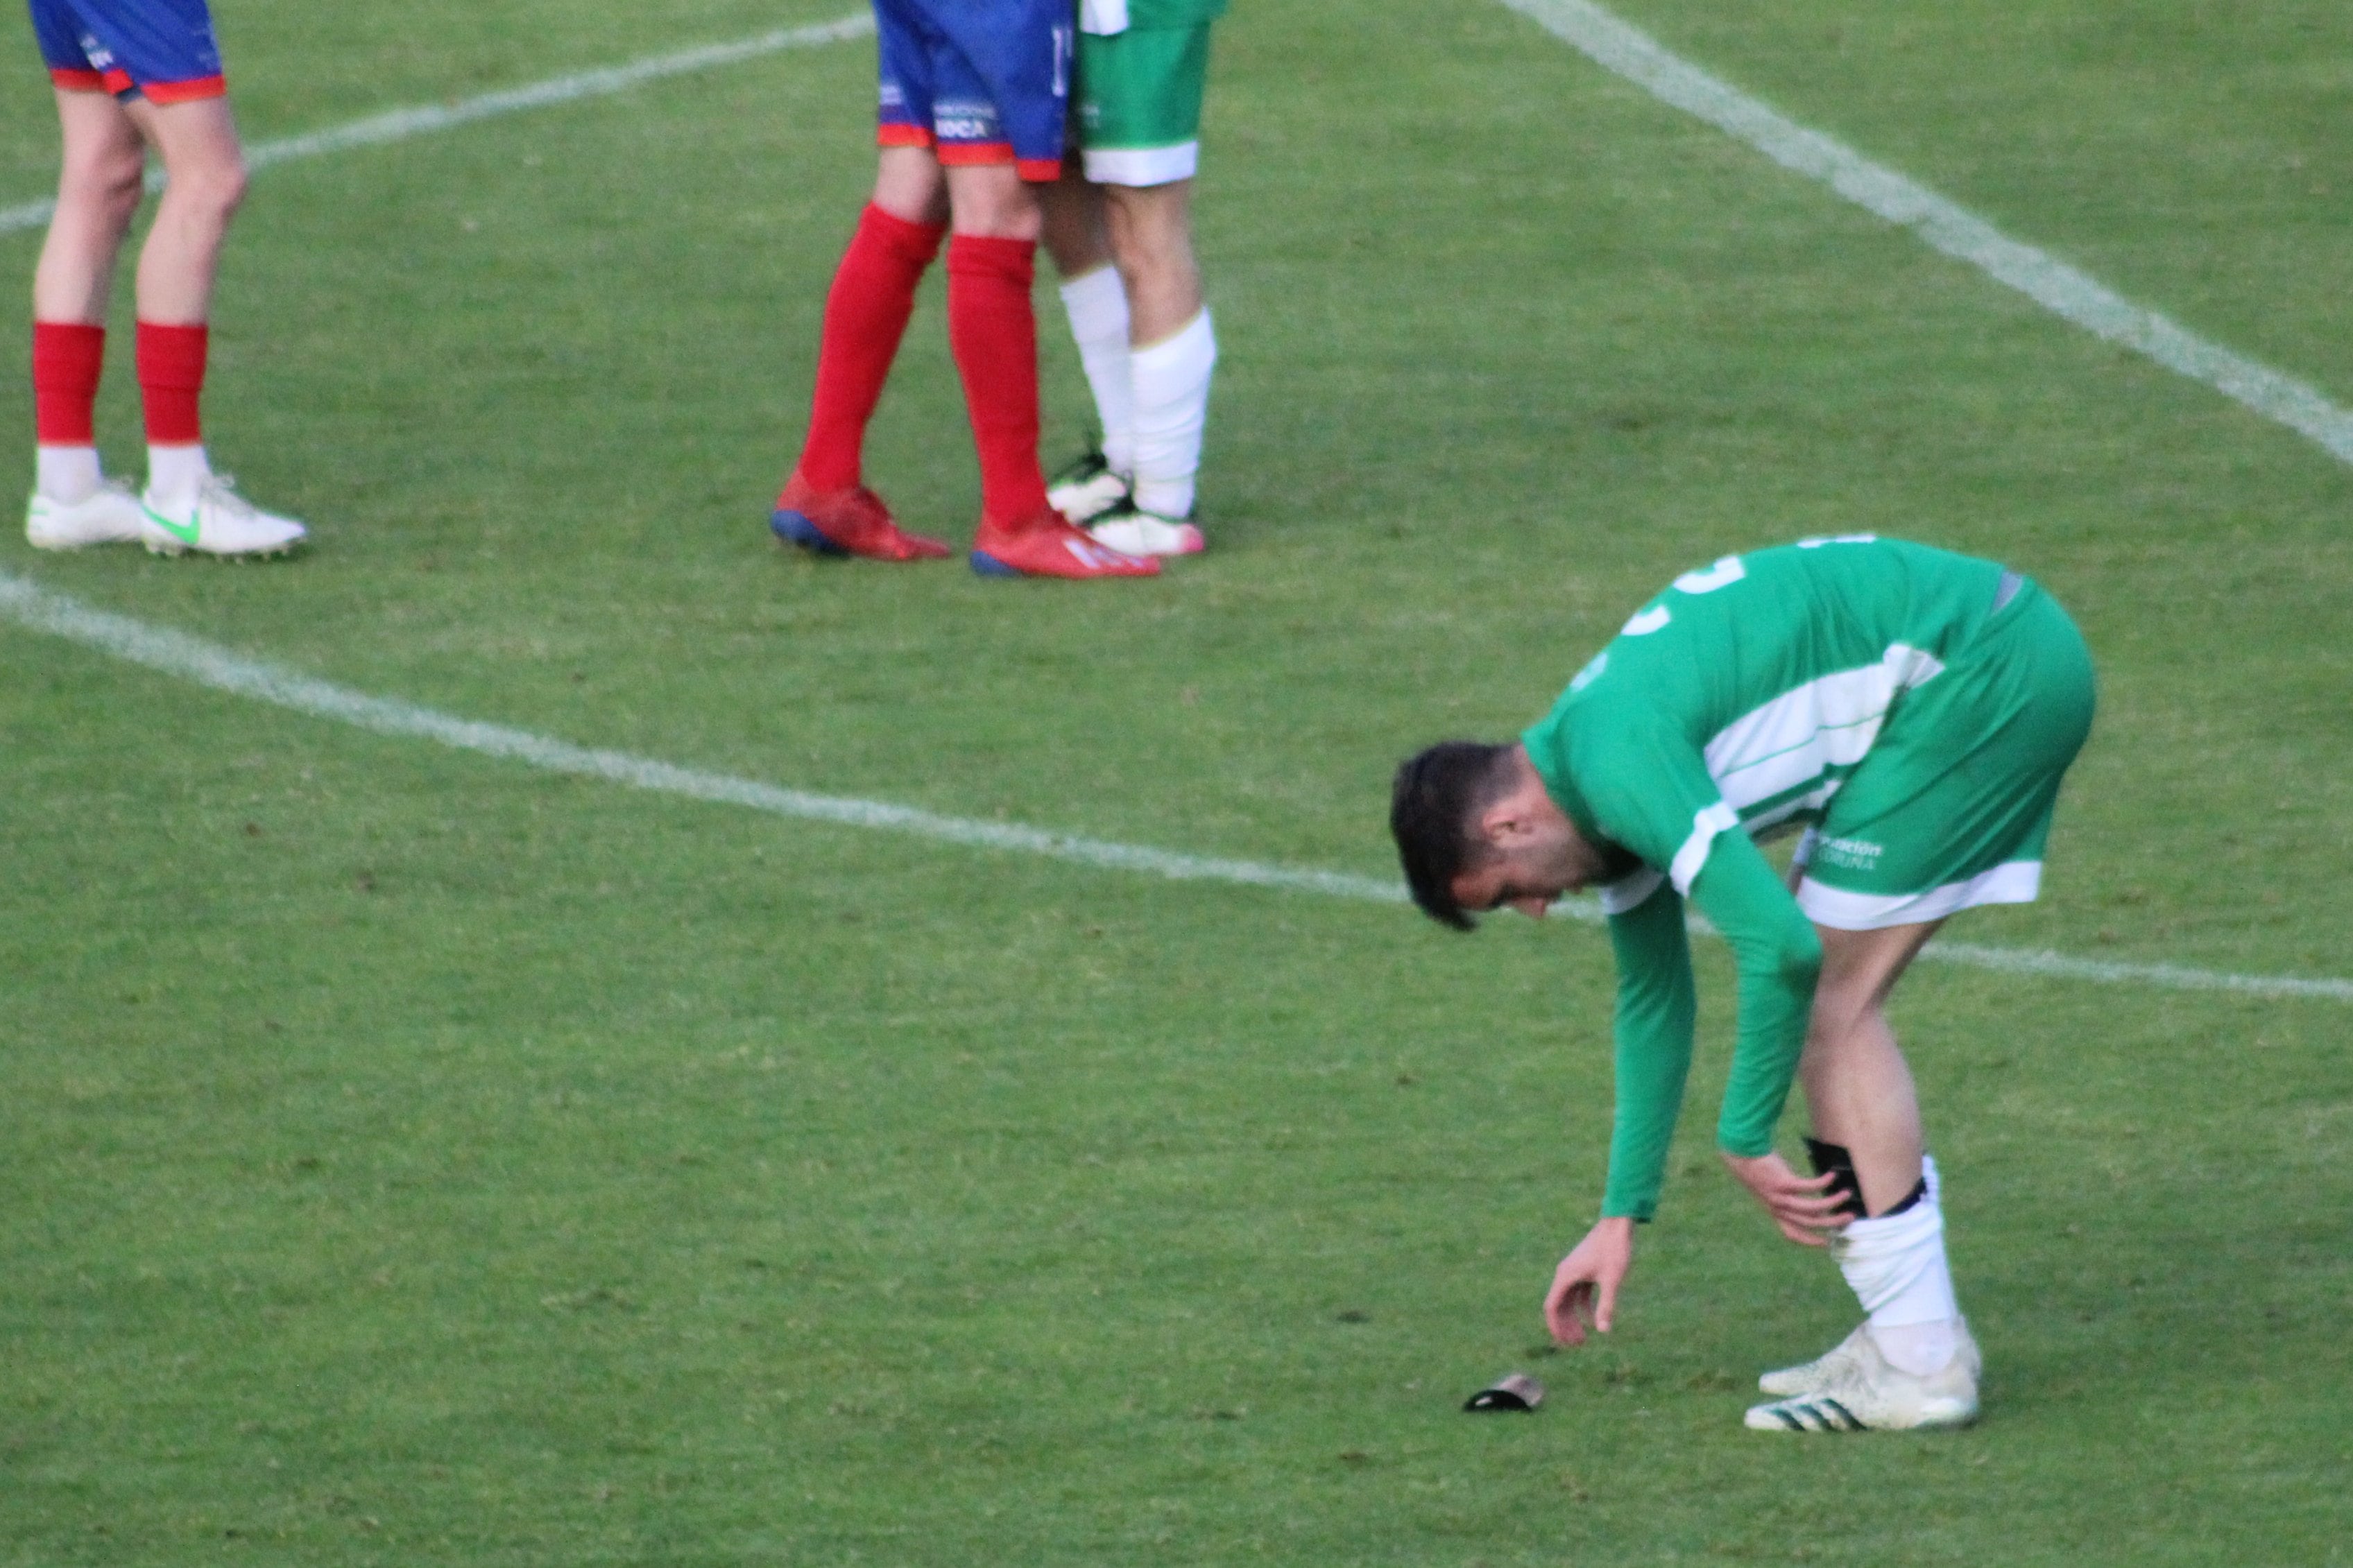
[1543,1216,1636,1347]
[1720,1151,1851,1246]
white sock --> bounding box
[1833,1155,1962,1377]
[146,442,212,504]
[1129,307,1215,519]
[35,445,103,505]
[1058,266,1135,479]
[1871,1320,1959,1379]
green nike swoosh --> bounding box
[142,501,200,544]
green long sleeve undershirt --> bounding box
[1599,832,1824,1221]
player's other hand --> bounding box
[1720,1151,1851,1246]
[1543,1216,1635,1347]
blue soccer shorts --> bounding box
[873,0,1071,182]
[30,0,226,102]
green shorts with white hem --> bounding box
[1795,580,2096,931]
[1075,24,1212,186]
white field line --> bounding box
[4,569,2349,1005]
[1498,0,2353,468]
[0,11,873,239]
[0,570,1397,906]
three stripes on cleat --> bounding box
[1756,1396,1866,1432]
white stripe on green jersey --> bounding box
[1527,535,2008,899]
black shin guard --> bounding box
[1802,1139,1930,1220]
[1803,1137,1869,1221]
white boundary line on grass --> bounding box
[0,11,874,239]
[1497,0,2353,468]
[4,568,2348,1005]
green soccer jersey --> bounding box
[1521,535,2012,1221]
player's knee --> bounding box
[871,146,948,225]
[950,191,1041,241]
[1111,242,1192,301]
[940,161,1033,237]
[167,150,248,224]
[202,156,250,219]
[67,145,148,219]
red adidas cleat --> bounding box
[770,473,952,562]
[969,508,1160,579]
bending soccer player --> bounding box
[24,0,305,557]
[768,0,1155,580]
[1038,0,1223,558]
[1389,535,2096,1432]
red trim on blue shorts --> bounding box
[143,74,228,105]
[876,123,934,149]
[936,140,1015,167]
[1014,157,1063,182]
[48,66,110,92]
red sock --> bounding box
[32,321,105,445]
[946,234,1051,528]
[795,204,947,493]
[136,322,209,445]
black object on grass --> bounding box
[1463,1372,1545,1412]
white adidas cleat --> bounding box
[1758,1318,1980,1398]
[1745,1323,1980,1432]
[26,480,148,549]
[1086,507,1204,558]
[138,475,307,558]
[1047,451,1131,524]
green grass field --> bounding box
[3,1,2349,1562]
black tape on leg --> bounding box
[1876,1175,1929,1218]
[1804,1137,1869,1221]
[1806,1138,1931,1219]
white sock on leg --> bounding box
[1834,1155,1962,1377]
[1058,266,1136,479]
[36,445,103,505]
[146,442,212,506]
[1129,307,1215,519]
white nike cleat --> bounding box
[26,480,147,549]
[1047,450,1131,524]
[138,475,307,558]
[1086,507,1204,558]
[1758,1318,1980,1398]
[1745,1323,1980,1432]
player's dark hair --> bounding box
[1389,741,1518,932]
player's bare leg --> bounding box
[871,143,950,227]
[24,88,147,546]
[943,160,1041,241]
[123,94,245,325]
[33,89,146,323]
[1747,917,1979,1431]
[1102,179,1200,343]
[1799,920,1939,1212]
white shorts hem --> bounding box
[1082,141,1199,186]
[1797,860,2042,931]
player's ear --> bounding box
[1475,798,1526,850]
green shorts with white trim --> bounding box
[1075,24,1213,186]
[1795,580,2096,931]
